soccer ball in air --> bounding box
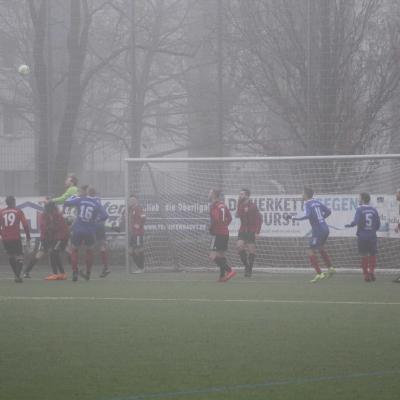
[18,64,30,76]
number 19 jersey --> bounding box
[0,207,31,241]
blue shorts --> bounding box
[309,229,329,249]
[71,231,95,247]
[357,237,377,256]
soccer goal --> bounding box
[124,155,400,273]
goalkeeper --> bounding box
[50,174,79,205]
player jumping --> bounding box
[24,201,69,280]
[64,186,108,282]
[236,188,262,277]
[50,174,79,205]
[0,196,31,283]
[345,193,380,282]
[209,189,236,282]
[286,187,335,283]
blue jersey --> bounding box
[348,205,380,238]
[64,196,108,234]
[295,199,331,232]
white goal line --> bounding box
[1,296,400,306]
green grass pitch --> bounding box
[1,271,400,400]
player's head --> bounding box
[129,194,138,207]
[396,189,400,202]
[87,186,96,197]
[65,174,78,187]
[239,188,251,202]
[303,187,314,200]
[5,195,16,208]
[209,189,222,202]
[360,192,371,205]
[79,185,89,196]
[44,201,57,214]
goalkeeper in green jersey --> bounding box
[51,174,79,205]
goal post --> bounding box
[124,154,400,274]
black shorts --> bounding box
[130,235,144,248]
[40,239,68,252]
[3,240,23,256]
[71,231,95,247]
[210,235,229,252]
[238,232,256,244]
[95,224,106,241]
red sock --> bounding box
[85,249,94,273]
[100,250,109,268]
[309,255,321,274]
[319,249,332,268]
[361,256,369,279]
[71,249,79,272]
[369,255,376,274]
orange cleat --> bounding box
[44,274,59,281]
[222,269,237,282]
[57,273,67,280]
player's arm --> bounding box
[345,209,360,228]
[375,211,381,231]
[255,207,263,234]
[139,206,146,225]
[96,203,109,222]
[225,206,232,225]
[320,203,332,218]
[19,211,31,241]
[290,203,311,221]
[52,187,78,205]
[64,196,80,207]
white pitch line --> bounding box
[0,296,400,306]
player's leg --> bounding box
[317,230,335,277]
[80,234,96,281]
[54,240,68,279]
[308,239,326,283]
[4,241,21,282]
[24,244,45,278]
[357,238,370,281]
[209,236,226,281]
[237,236,249,275]
[247,234,257,277]
[367,239,377,282]
[130,235,142,272]
[70,233,81,282]
[96,224,110,277]
[216,236,236,282]
[12,241,25,282]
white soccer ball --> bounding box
[18,64,30,75]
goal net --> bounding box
[124,155,400,273]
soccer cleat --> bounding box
[57,273,67,280]
[222,269,237,282]
[217,276,226,282]
[131,269,144,274]
[99,269,111,278]
[23,272,31,278]
[310,273,326,283]
[45,274,59,281]
[14,277,23,283]
[326,267,336,278]
[364,275,371,282]
[79,270,90,281]
[369,273,376,282]
[393,276,400,283]
[72,271,78,282]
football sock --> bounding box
[25,257,37,273]
[85,249,94,274]
[71,249,79,272]
[220,257,231,273]
[138,252,145,270]
[100,250,109,269]
[239,250,249,268]
[16,259,24,277]
[132,253,140,268]
[361,256,369,279]
[9,257,18,276]
[49,252,58,274]
[319,249,332,268]
[214,257,227,277]
[248,253,255,271]
[309,254,321,274]
[55,252,65,274]
[369,255,376,274]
